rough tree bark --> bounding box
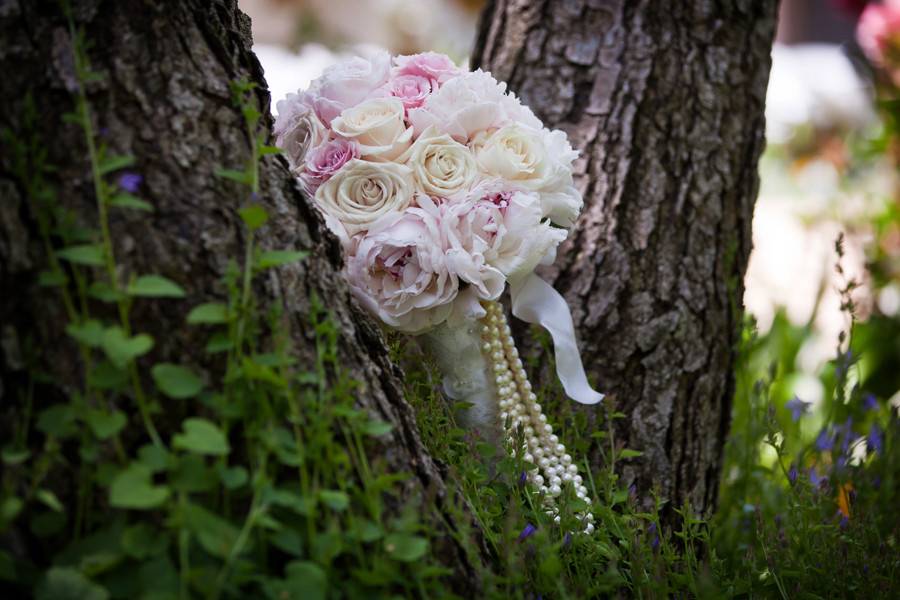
[473,0,778,517]
[0,0,478,590]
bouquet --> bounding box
[275,51,602,530]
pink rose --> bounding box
[299,138,360,195]
[858,0,900,66]
[347,204,457,334]
[309,52,392,125]
[388,74,436,111]
[393,52,461,85]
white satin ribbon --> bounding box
[510,273,604,405]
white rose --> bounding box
[314,159,414,234]
[331,97,412,161]
[273,93,328,174]
[399,126,477,198]
[473,125,583,227]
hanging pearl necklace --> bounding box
[480,301,595,534]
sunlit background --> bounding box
[240,0,900,436]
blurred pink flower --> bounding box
[299,138,360,195]
[857,0,900,66]
[393,52,461,85]
[387,73,436,111]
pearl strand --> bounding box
[480,301,595,535]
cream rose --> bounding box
[473,125,583,227]
[331,97,412,161]
[314,159,414,234]
[400,126,477,198]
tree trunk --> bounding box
[473,0,778,517]
[0,0,479,592]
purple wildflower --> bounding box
[868,423,884,455]
[785,396,811,422]
[563,532,572,548]
[863,394,878,411]
[518,471,528,486]
[838,417,855,452]
[836,455,847,471]
[117,172,143,193]
[815,428,835,452]
[788,464,798,484]
[839,514,849,530]
[808,467,828,489]
[518,523,537,542]
[648,522,660,550]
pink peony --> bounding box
[308,51,391,125]
[346,204,457,334]
[857,0,900,66]
[408,70,542,142]
[393,52,461,85]
[299,138,360,195]
[387,74,436,111]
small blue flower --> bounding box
[839,514,849,530]
[868,423,884,456]
[808,467,828,489]
[117,172,143,193]
[815,428,835,452]
[563,532,572,548]
[648,522,660,550]
[838,417,855,452]
[518,523,537,542]
[785,396,811,422]
[518,471,528,486]
[788,464,798,484]
[863,394,878,411]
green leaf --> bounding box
[151,363,205,399]
[108,193,153,212]
[87,361,128,391]
[362,420,393,438]
[271,561,327,600]
[172,418,229,456]
[57,244,104,266]
[101,327,154,369]
[217,465,248,489]
[87,281,124,303]
[267,489,316,516]
[1,446,30,465]
[205,332,233,353]
[84,408,127,440]
[619,449,643,459]
[1,496,23,527]
[318,490,349,512]
[181,502,241,559]
[383,533,428,562]
[36,489,64,512]
[270,529,304,557]
[239,204,268,231]
[38,270,67,287]
[127,275,185,298]
[214,167,252,185]
[35,567,109,600]
[121,523,166,560]
[186,302,228,325]
[109,464,170,510]
[257,250,309,269]
[137,444,170,473]
[98,154,135,175]
[36,404,77,438]
[66,319,105,347]
[259,144,282,156]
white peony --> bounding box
[399,126,477,198]
[446,180,567,281]
[330,97,413,161]
[347,206,457,334]
[407,70,542,142]
[472,125,583,227]
[314,159,414,234]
